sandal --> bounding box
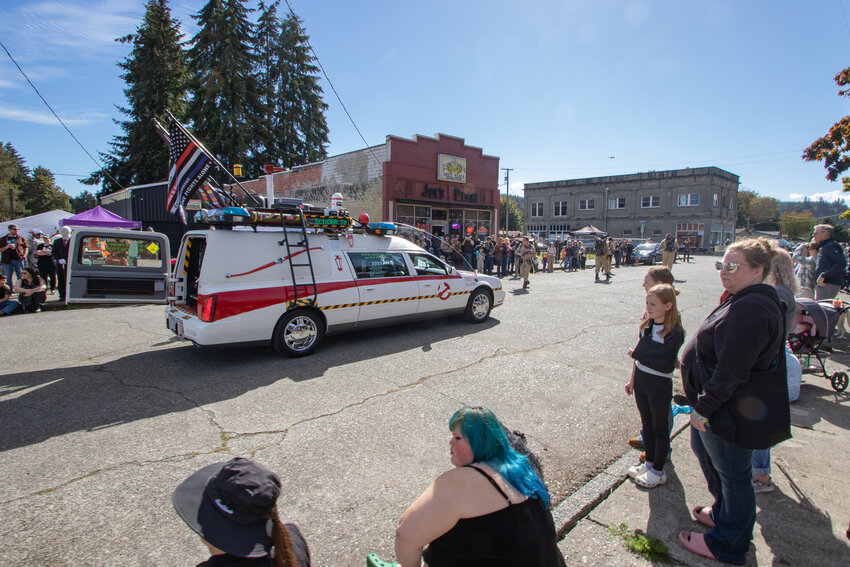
[692,505,715,528]
[679,531,717,561]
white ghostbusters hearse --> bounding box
[65,198,505,356]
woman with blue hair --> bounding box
[394,406,565,566]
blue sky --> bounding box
[2,0,850,205]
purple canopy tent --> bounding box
[60,206,142,229]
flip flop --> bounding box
[692,505,715,528]
[679,531,718,561]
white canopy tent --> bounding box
[5,210,74,237]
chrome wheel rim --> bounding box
[471,293,490,320]
[284,316,318,351]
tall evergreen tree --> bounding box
[0,142,31,219]
[252,0,283,169]
[186,0,260,177]
[70,190,99,214]
[84,0,187,196]
[276,13,329,168]
[21,167,72,214]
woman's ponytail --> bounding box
[265,505,299,567]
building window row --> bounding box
[533,192,723,216]
[549,224,570,233]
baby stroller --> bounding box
[789,297,850,392]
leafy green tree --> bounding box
[804,68,850,190]
[70,190,98,214]
[499,195,523,232]
[781,211,815,240]
[20,167,71,214]
[736,189,780,231]
[84,0,188,196]
[0,142,31,219]
[186,0,260,177]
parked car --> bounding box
[633,242,663,265]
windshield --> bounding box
[636,243,657,251]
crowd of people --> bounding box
[7,219,849,563]
[0,223,71,316]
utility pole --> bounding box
[502,167,513,236]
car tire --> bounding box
[273,308,325,357]
[465,288,492,323]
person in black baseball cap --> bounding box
[173,457,311,567]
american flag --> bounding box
[166,119,214,214]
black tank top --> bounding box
[421,466,566,567]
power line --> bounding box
[0,38,124,191]
[282,0,383,169]
[841,0,850,42]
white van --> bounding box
[66,212,505,356]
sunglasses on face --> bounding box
[715,261,742,274]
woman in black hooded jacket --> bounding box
[678,237,790,565]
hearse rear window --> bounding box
[348,252,410,279]
[78,236,164,268]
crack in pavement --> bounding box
[15,320,639,501]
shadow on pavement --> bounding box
[0,315,498,452]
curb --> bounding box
[551,414,691,538]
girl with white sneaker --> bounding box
[625,283,685,488]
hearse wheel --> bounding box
[273,309,325,357]
[830,371,849,392]
[465,288,492,323]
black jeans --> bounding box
[20,291,46,313]
[633,367,672,471]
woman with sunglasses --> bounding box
[678,238,791,564]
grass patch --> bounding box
[607,522,675,563]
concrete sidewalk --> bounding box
[554,378,850,566]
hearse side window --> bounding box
[348,252,410,279]
[78,236,164,268]
[409,253,447,276]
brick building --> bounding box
[523,166,739,248]
[236,133,500,239]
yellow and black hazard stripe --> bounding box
[183,238,192,275]
[319,289,474,311]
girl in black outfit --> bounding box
[625,283,685,488]
[14,267,46,313]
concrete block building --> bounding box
[236,133,500,240]
[523,166,739,248]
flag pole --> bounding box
[152,117,171,148]
[164,110,262,207]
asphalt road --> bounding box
[0,257,726,566]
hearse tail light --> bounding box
[199,295,217,322]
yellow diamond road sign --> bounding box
[146,242,160,254]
